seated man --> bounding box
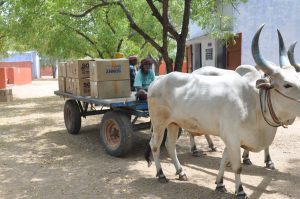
[134,58,155,100]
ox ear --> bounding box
[256,78,273,90]
[252,24,278,75]
[288,41,300,72]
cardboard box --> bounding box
[58,62,67,77]
[58,77,66,92]
[66,62,73,78]
[73,78,90,96]
[71,60,91,78]
[66,77,73,93]
[0,88,13,102]
[89,59,130,81]
[90,80,131,99]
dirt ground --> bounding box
[0,78,300,199]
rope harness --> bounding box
[258,77,300,128]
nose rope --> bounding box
[258,74,300,128]
[259,89,289,128]
[266,90,288,128]
[259,89,283,128]
[275,89,300,103]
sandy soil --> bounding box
[0,79,299,199]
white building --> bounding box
[186,0,300,71]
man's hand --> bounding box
[137,89,147,100]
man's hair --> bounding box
[129,56,138,65]
[140,58,153,69]
[129,56,137,61]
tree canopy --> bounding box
[0,0,247,72]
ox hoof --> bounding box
[147,162,152,167]
[243,158,252,165]
[158,176,169,183]
[192,151,206,157]
[236,193,249,199]
[178,173,188,181]
[210,147,217,152]
[215,185,227,193]
[226,162,231,167]
[266,161,275,170]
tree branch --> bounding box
[117,39,123,52]
[60,1,118,18]
[105,10,116,34]
[140,41,147,50]
[84,52,93,58]
[59,21,104,58]
[174,0,191,72]
[162,0,168,53]
[146,0,179,40]
[117,1,162,53]
[180,0,191,40]
[127,31,136,39]
[230,0,240,14]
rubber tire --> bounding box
[100,111,133,157]
[64,99,81,134]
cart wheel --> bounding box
[100,111,133,157]
[64,99,81,134]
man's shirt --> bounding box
[133,69,155,91]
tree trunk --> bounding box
[164,55,173,73]
[174,37,185,72]
[174,0,191,72]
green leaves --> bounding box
[1,0,247,66]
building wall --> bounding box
[234,0,300,65]
[0,51,40,78]
[0,68,6,89]
[186,35,221,70]
[0,61,32,85]
[188,0,300,69]
[40,66,54,76]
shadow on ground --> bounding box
[0,95,299,198]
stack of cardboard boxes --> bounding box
[70,60,91,96]
[89,59,131,99]
[58,58,131,99]
[58,62,67,92]
[58,60,91,96]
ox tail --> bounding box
[144,143,152,167]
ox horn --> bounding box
[277,29,292,68]
[288,42,300,72]
[252,24,278,75]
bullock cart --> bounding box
[54,90,150,157]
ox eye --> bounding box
[283,84,292,88]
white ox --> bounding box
[190,66,275,169]
[146,25,300,198]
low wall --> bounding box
[0,61,32,85]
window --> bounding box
[206,48,213,60]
